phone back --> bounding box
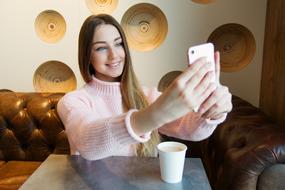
[188,43,215,82]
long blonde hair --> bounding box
[78,14,160,157]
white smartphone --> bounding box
[188,43,216,112]
[188,42,216,83]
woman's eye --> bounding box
[96,46,107,51]
[115,42,123,47]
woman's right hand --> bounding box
[131,57,216,135]
[152,57,217,123]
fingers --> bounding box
[175,58,216,111]
[181,72,216,111]
[198,88,223,114]
[214,51,221,84]
[178,57,210,85]
[207,95,232,119]
[168,56,223,114]
[187,62,214,90]
[193,71,216,96]
[196,82,217,103]
[202,96,230,119]
[207,112,225,120]
[198,85,232,119]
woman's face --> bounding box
[90,24,125,82]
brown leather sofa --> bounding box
[163,96,285,190]
[201,96,285,189]
[0,91,285,190]
[0,92,70,190]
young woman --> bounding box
[57,14,232,160]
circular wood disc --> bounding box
[85,0,118,14]
[33,61,77,93]
[121,3,168,51]
[34,10,66,43]
[208,23,256,72]
[158,71,182,92]
[192,0,216,4]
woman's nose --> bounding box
[108,47,118,59]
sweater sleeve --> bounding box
[144,87,227,141]
[57,92,150,160]
[158,113,226,141]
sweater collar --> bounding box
[86,76,121,96]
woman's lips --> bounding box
[106,61,121,69]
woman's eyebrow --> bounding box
[92,37,122,45]
[92,41,106,46]
[114,37,122,41]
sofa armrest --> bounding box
[258,164,285,190]
[202,95,285,190]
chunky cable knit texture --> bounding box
[57,76,226,160]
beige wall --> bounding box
[0,0,267,106]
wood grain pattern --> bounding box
[260,0,285,128]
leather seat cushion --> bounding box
[0,161,6,168]
[258,164,285,190]
[0,161,41,190]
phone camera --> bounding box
[191,50,195,54]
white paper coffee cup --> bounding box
[157,141,187,183]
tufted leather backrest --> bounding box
[0,92,70,161]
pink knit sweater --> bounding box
[57,76,226,160]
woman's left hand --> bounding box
[198,51,232,120]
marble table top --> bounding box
[20,154,211,190]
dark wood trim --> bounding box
[260,0,285,127]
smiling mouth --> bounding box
[106,62,121,69]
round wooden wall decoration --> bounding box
[207,23,256,72]
[121,3,168,51]
[192,0,216,4]
[34,10,66,43]
[85,0,118,14]
[33,61,77,93]
[158,71,182,92]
